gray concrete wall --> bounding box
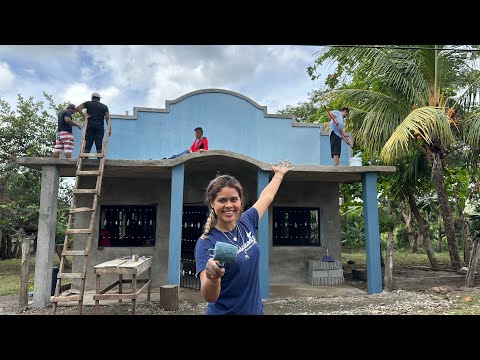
[269,181,340,283]
[75,173,340,289]
[74,177,171,290]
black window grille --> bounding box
[98,205,157,247]
[272,207,320,246]
[181,204,208,290]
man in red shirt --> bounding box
[165,127,208,159]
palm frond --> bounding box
[381,107,454,163]
[463,111,480,149]
[318,47,428,105]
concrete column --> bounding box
[167,164,184,285]
[257,169,270,299]
[33,166,59,308]
[361,172,382,294]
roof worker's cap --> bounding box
[91,92,101,99]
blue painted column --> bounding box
[361,172,382,294]
[167,164,184,285]
[257,169,270,299]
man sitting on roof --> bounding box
[163,127,208,159]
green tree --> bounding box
[0,93,73,258]
[312,45,480,270]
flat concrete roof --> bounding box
[15,150,396,183]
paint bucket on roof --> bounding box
[349,157,362,166]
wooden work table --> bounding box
[93,256,152,315]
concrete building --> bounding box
[16,89,395,308]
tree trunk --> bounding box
[465,239,480,287]
[0,229,3,259]
[437,217,443,252]
[12,231,20,259]
[6,235,12,259]
[429,150,460,269]
[384,199,394,291]
[402,205,417,252]
[407,193,439,269]
[460,212,471,266]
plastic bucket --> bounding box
[349,157,362,166]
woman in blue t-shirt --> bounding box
[194,160,293,315]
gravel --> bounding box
[0,289,460,315]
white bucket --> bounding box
[349,157,362,166]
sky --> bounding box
[0,45,331,115]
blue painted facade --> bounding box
[73,89,351,165]
[67,89,383,297]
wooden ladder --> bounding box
[52,119,111,314]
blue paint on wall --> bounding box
[257,169,270,299]
[361,172,382,294]
[167,164,184,285]
[73,90,352,165]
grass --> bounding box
[446,294,480,315]
[0,256,60,296]
[0,248,458,297]
[341,248,453,269]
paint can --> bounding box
[349,157,362,166]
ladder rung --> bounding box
[51,295,82,302]
[65,228,93,234]
[65,228,92,234]
[79,152,104,158]
[62,250,88,256]
[76,170,101,176]
[73,189,98,194]
[57,273,85,279]
[69,207,94,213]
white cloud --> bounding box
[0,62,15,91]
[0,45,327,115]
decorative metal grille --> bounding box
[272,207,320,246]
[98,205,156,247]
[180,204,208,290]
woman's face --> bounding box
[211,186,242,229]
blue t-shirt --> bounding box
[194,207,263,315]
[329,110,344,138]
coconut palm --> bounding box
[314,45,480,270]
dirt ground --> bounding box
[3,266,480,315]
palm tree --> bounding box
[314,45,480,270]
[387,151,439,269]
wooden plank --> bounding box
[134,279,151,296]
[51,295,82,302]
[62,250,88,256]
[79,152,104,158]
[73,189,97,194]
[19,237,30,312]
[94,258,129,269]
[118,258,153,274]
[94,279,149,300]
[94,293,136,300]
[57,273,84,279]
[98,280,120,294]
[69,207,94,213]
[65,228,92,234]
[76,170,101,176]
